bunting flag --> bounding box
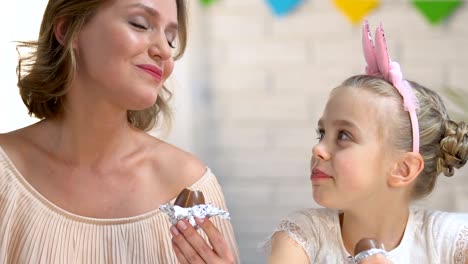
[411,0,462,25]
[200,0,461,27]
[200,0,218,7]
[333,0,380,24]
[266,0,305,17]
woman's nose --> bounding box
[149,34,172,61]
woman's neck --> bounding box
[340,200,410,255]
[42,104,141,168]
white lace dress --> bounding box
[264,207,468,264]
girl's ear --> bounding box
[388,152,424,188]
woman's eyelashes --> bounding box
[129,19,149,30]
[167,40,175,49]
[129,19,176,49]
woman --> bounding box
[0,0,238,263]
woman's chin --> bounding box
[129,92,159,110]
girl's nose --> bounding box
[312,142,330,161]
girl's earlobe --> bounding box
[388,152,424,188]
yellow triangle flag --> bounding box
[333,0,380,24]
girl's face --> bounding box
[310,87,394,210]
[72,0,178,111]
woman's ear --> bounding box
[54,17,69,46]
[388,152,424,188]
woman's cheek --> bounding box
[163,59,175,82]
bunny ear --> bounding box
[362,19,379,75]
[374,23,391,80]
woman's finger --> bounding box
[174,220,218,262]
[171,224,205,264]
[172,239,190,264]
[196,217,234,262]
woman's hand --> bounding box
[170,217,235,264]
[358,254,393,264]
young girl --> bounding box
[266,20,468,264]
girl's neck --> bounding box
[339,202,410,256]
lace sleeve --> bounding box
[455,226,468,264]
[261,219,313,260]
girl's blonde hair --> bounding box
[340,75,468,199]
[16,0,188,131]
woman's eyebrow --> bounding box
[127,3,179,31]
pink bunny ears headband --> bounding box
[362,20,420,153]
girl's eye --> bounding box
[315,128,324,141]
[338,130,351,141]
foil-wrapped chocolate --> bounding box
[353,238,388,263]
[174,188,205,207]
[354,238,385,255]
[160,188,230,227]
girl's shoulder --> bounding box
[275,207,340,245]
[263,208,341,262]
[410,208,468,262]
[412,207,468,232]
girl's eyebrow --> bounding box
[318,119,360,131]
[127,3,179,31]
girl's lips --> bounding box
[310,168,333,180]
[137,64,162,81]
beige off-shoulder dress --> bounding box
[0,147,239,263]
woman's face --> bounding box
[72,0,178,111]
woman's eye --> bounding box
[168,41,175,49]
[129,21,148,30]
[338,130,351,140]
[315,128,324,141]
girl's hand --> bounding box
[358,254,393,264]
[170,217,235,264]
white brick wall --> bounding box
[186,1,468,263]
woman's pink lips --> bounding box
[137,64,162,82]
[310,168,333,181]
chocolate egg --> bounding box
[354,238,385,255]
[174,188,205,208]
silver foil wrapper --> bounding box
[159,203,231,227]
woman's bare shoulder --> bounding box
[0,127,32,151]
[144,134,207,186]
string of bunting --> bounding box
[200,0,463,25]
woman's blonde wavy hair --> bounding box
[16,0,188,131]
[339,75,468,199]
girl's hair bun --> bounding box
[437,121,468,176]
